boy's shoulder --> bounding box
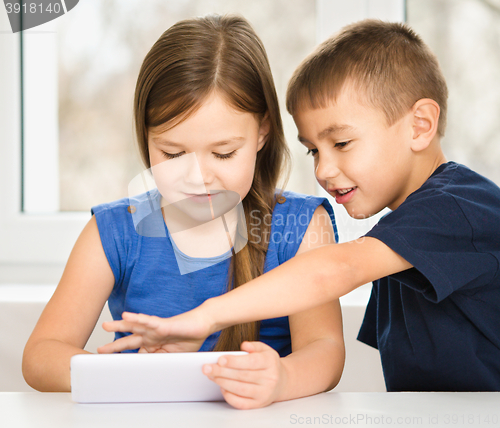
[415,161,500,200]
[384,161,500,229]
[371,160,500,250]
[390,161,500,222]
[367,161,500,300]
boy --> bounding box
[100,20,500,392]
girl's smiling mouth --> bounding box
[184,192,220,203]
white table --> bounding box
[1,392,498,428]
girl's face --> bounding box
[147,93,269,222]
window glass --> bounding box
[55,0,316,211]
[407,0,500,184]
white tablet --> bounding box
[70,351,247,403]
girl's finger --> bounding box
[101,320,123,332]
[122,312,161,329]
[221,388,259,410]
[203,365,259,384]
[241,341,272,353]
[209,376,259,399]
[102,320,139,333]
[218,350,268,370]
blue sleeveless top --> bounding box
[92,189,337,357]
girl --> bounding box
[23,15,344,409]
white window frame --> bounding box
[0,10,88,282]
[0,0,405,281]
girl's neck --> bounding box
[163,204,241,259]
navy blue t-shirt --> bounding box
[358,162,500,391]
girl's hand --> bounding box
[202,341,286,410]
[97,309,212,354]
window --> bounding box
[0,1,405,282]
[407,0,500,185]
[26,0,319,214]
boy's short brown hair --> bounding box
[286,19,448,137]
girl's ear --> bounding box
[410,98,440,152]
[257,113,271,151]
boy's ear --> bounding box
[410,99,440,152]
[257,113,271,152]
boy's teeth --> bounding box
[338,188,353,195]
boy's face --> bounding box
[293,87,416,219]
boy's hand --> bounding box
[97,309,211,354]
[202,341,286,410]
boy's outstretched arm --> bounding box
[99,236,411,354]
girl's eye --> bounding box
[335,141,350,148]
[162,151,184,159]
[214,151,236,160]
[306,148,318,156]
[161,151,236,160]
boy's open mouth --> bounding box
[333,187,357,204]
[337,187,355,195]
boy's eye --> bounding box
[306,148,318,156]
[162,151,185,159]
[214,150,236,160]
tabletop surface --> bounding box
[1,391,499,428]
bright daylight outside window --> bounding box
[407,0,500,185]
[23,0,317,213]
[19,0,500,231]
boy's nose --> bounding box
[315,157,340,181]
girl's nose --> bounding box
[183,154,204,186]
[185,154,213,186]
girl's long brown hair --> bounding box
[134,14,290,351]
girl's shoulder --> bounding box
[273,189,334,217]
[275,189,327,202]
[91,189,160,218]
[91,190,162,230]
[271,189,338,241]
[90,189,163,244]
[264,190,337,268]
